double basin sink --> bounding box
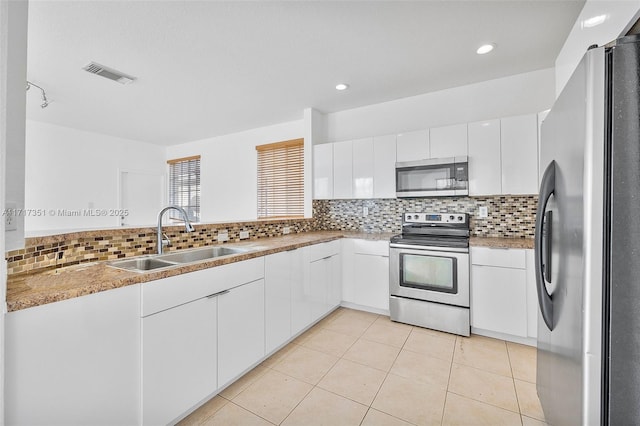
[107,246,250,273]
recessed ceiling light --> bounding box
[476,44,495,55]
[335,83,349,91]
[582,14,607,29]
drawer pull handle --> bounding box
[207,289,230,298]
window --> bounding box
[167,155,201,222]
[256,138,304,218]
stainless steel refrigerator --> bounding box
[536,34,640,425]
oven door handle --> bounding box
[389,243,469,253]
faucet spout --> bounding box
[157,206,195,254]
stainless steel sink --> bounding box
[108,257,178,272]
[158,246,248,264]
[107,246,250,272]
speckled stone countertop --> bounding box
[470,237,534,250]
[7,231,394,312]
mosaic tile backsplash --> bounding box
[312,196,538,237]
[6,195,536,275]
[6,218,314,275]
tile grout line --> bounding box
[440,335,459,425]
[505,341,525,425]
[276,309,380,425]
[360,322,420,426]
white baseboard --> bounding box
[340,301,389,316]
[471,327,537,347]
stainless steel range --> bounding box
[389,212,470,336]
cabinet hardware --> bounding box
[207,289,230,298]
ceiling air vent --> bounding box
[82,62,136,84]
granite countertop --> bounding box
[470,236,534,250]
[7,231,395,312]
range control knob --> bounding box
[458,215,464,221]
[449,215,454,221]
[406,214,411,220]
[414,214,419,220]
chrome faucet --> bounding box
[157,206,195,254]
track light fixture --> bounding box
[26,80,49,108]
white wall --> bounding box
[324,68,555,143]
[4,0,29,253]
[556,0,640,96]
[2,0,30,420]
[24,121,166,233]
[166,119,305,222]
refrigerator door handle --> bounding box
[535,161,555,330]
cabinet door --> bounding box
[537,110,550,187]
[354,253,390,311]
[308,257,329,321]
[327,253,342,309]
[265,251,292,353]
[468,119,501,195]
[313,144,333,199]
[341,239,356,304]
[501,114,539,194]
[471,265,527,337]
[333,140,353,199]
[373,135,397,198]
[5,285,141,426]
[430,123,468,158]
[525,249,538,339]
[352,137,374,198]
[142,296,217,426]
[291,247,311,335]
[218,279,265,386]
[396,129,429,162]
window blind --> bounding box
[256,138,304,219]
[167,155,201,222]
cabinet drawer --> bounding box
[141,257,265,317]
[352,239,389,257]
[305,240,341,261]
[471,246,526,269]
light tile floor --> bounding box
[179,308,546,426]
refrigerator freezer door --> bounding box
[537,46,606,426]
[604,35,640,425]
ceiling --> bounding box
[26,1,585,146]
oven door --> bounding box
[389,246,469,307]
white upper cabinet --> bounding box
[352,137,374,199]
[430,123,468,158]
[313,144,333,199]
[537,110,550,187]
[468,119,501,196]
[501,113,539,195]
[373,135,397,199]
[396,129,429,162]
[333,140,353,199]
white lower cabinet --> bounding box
[142,296,217,426]
[470,246,536,344]
[5,284,141,426]
[342,239,390,313]
[141,257,264,424]
[7,241,346,426]
[217,279,265,386]
[471,264,527,337]
[265,250,294,353]
[305,240,342,322]
[525,249,538,339]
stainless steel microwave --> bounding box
[395,156,469,197]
